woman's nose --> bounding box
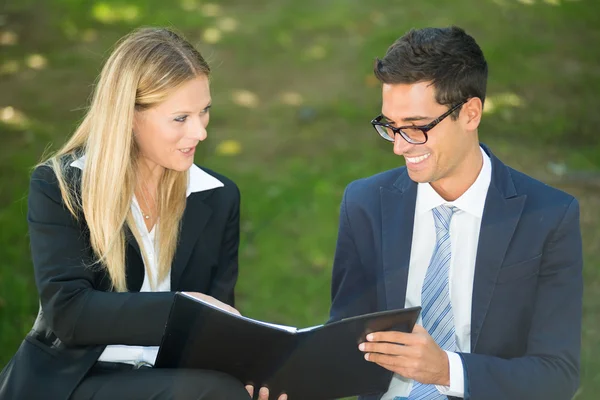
[189,120,208,142]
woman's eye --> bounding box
[201,105,212,114]
[174,115,188,122]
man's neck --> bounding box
[430,146,484,202]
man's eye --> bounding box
[174,115,188,122]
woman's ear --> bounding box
[132,111,140,134]
[132,108,148,138]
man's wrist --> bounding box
[440,350,450,386]
[436,351,466,397]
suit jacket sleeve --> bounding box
[330,183,378,322]
[28,165,175,347]
[460,198,583,400]
[207,183,240,307]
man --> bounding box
[330,26,582,400]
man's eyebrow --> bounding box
[401,115,431,123]
[381,114,431,124]
[381,114,395,124]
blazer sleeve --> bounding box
[207,183,240,307]
[28,165,175,347]
[330,183,378,322]
[459,198,583,400]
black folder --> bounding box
[155,292,420,400]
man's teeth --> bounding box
[406,153,431,163]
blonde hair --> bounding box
[42,27,211,292]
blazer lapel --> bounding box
[381,169,418,311]
[471,148,526,351]
[124,224,141,257]
[123,194,214,291]
[123,224,146,291]
[170,192,213,289]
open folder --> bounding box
[155,292,421,400]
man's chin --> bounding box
[406,168,432,184]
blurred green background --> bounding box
[1,0,599,398]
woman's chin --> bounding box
[162,158,194,172]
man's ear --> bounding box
[463,97,483,131]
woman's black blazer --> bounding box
[0,163,240,399]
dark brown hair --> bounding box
[374,26,488,118]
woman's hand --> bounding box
[245,385,287,400]
[184,293,287,399]
[182,292,241,316]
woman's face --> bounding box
[133,75,212,175]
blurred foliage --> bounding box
[1,0,599,398]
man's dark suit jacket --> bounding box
[0,163,241,400]
[330,146,583,400]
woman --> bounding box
[0,28,283,400]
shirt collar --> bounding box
[186,163,224,196]
[415,147,492,218]
[69,155,224,198]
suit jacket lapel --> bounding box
[123,193,213,291]
[123,194,213,291]
[124,224,141,257]
[471,147,526,351]
[124,225,144,291]
[170,192,213,289]
[381,169,418,311]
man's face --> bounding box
[381,82,475,185]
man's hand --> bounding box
[182,292,240,316]
[359,324,450,386]
[245,385,287,400]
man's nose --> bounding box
[393,133,414,156]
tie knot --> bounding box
[432,205,457,233]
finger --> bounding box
[245,385,254,398]
[228,306,242,316]
[278,394,288,400]
[218,303,241,316]
[258,386,269,400]
[359,341,413,357]
[365,352,411,367]
[370,359,413,378]
[412,324,428,334]
[367,331,417,345]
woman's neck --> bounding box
[137,157,164,192]
[135,157,163,230]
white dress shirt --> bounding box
[383,147,491,399]
[70,156,224,366]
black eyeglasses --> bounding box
[371,101,467,144]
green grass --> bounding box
[1,0,599,398]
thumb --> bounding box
[412,324,428,334]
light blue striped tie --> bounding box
[407,205,457,400]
